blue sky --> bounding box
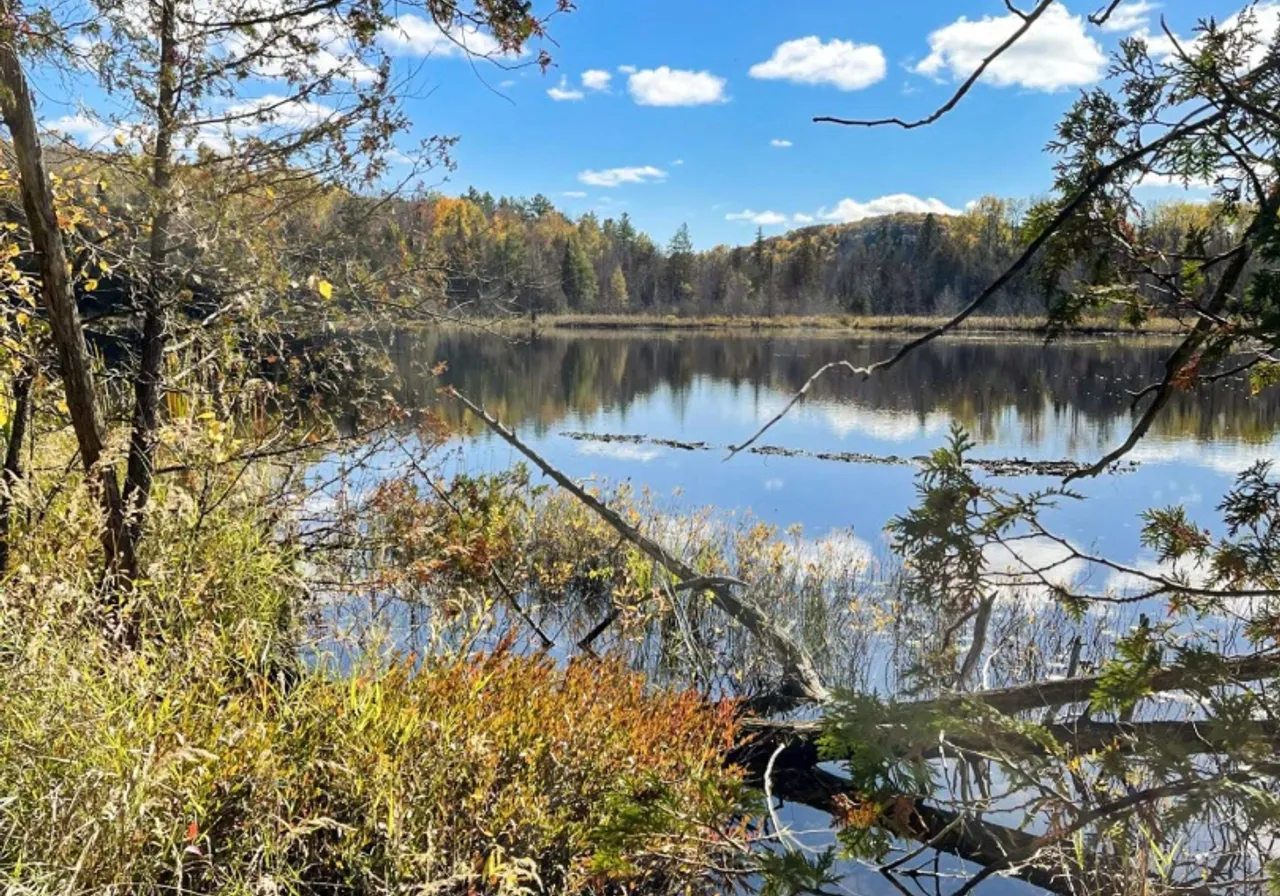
[380,0,1253,247]
[44,0,1260,247]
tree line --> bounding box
[351,187,1237,318]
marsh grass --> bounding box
[488,313,1185,336]
[330,466,904,698]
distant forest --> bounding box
[353,188,1228,318]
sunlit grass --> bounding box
[499,312,1185,335]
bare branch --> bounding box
[1088,0,1125,28]
[919,649,1280,716]
[814,0,1054,130]
[450,388,831,704]
[1004,0,1030,20]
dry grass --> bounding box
[493,312,1184,336]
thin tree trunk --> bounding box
[0,356,33,571]
[122,0,175,547]
[0,9,133,580]
[956,595,994,688]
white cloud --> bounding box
[578,165,667,187]
[782,530,874,571]
[1134,170,1213,190]
[547,76,585,101]
[1138,2,1280,68]
[1097,0,1159,32]
[562,190,588,198]
[817,406,950,441]
[46,113,120,146]
[1217,1,1280,66]
[793,213,815,224]
[224,95,336,132]
[1126,439,1280,476]
[627,66,727,106]
[190,95,336,152]
[770,138,793,147]
[581,69,612,91]
[915,4,1106,91]
[380,14,505,58]
[726,209,789,226]
[1129,27,1180,58]
[671,158,685,166]
[820,193,961,222]
[984,538,1090,608]
[749,36,886,91]
[577,442,662,463]
[617,64,637,74]
[227,17,378,84]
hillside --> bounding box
[348,188,1227,321]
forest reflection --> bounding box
[392,329,1279,449]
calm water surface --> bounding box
[400,328,1279,572]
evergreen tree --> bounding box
[665,223,695,306]
[560,236,598,310]
[529,193,555,218]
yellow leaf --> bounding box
[98,259,110,273]
[316,279,333,300]
[15,312,28,327]
[84,278,99,291]
[56,399,68,414]
[265,186,276,200]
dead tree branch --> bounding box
[450,388,831,704]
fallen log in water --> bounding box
[560,430,1140,477]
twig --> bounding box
[1088,0,1125,27]
[1066,192,1269,481]
[814,0,1054,130]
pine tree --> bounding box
[561,236,598,310]
[665,223,695,306]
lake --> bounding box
[399,327,1277,571]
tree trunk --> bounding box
[122,0,175,547]
[0,9,133,580]
[0,356,33,571]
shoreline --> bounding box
[482,313,1183,337]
